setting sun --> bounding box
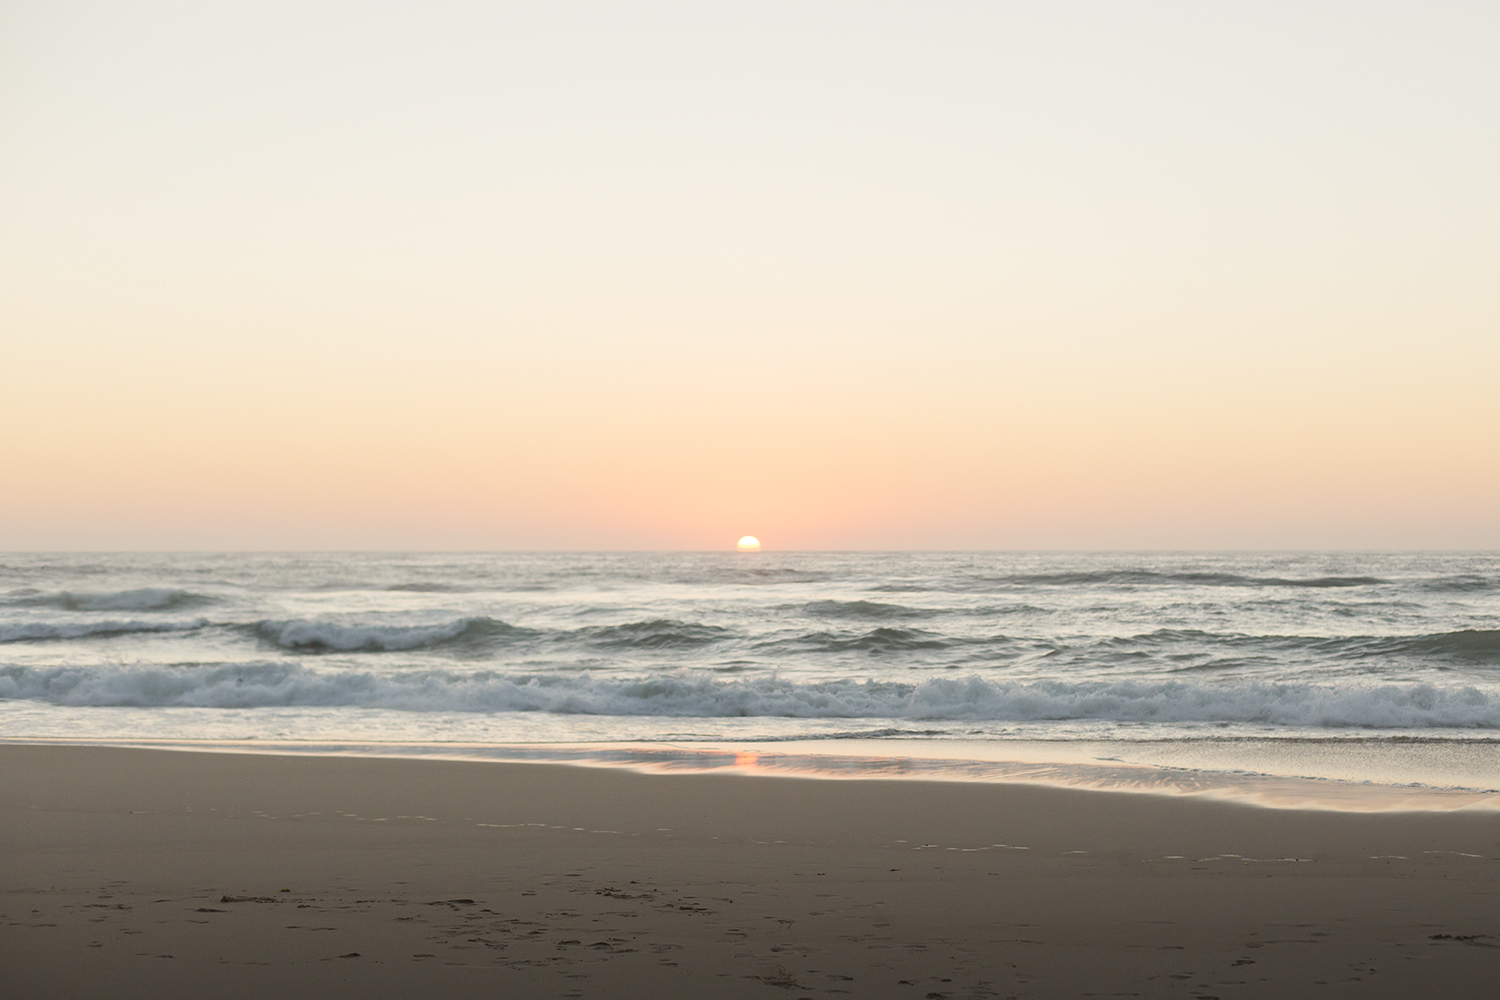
[736,536,761,552]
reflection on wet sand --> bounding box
[7,737,1498,811]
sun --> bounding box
[736,535,762,552]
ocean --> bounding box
[3,551,1498,804]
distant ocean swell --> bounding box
[871,572,1394,591]
[4,573,1498,600]
[2,663,1497,728]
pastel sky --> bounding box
[3,1,1497,550]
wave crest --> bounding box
[253,617,524,652]
[573,619,733,649]
[772,627,952,654]
[0,619,209,643]
[996,571,1387,590]
[799,600,934,619]
[2,665,1497,728]
[1385,629,1500,661]
[5,588,212,611]
[1419,575,1500,593]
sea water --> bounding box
[3,551,1498,804]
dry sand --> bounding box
[3,745,1498,998]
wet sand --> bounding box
[3,745,1499,998]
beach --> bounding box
[4,745,1498,998]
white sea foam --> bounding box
[1,664,1496,729]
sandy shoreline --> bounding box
[4,746,1499,998]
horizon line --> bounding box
[4,548,1497,556]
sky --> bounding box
[2,1,1497,550]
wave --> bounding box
[763,626,960,654]
[253,617,529,652]
[798,600,936,619]
[1418,575,1499,593]
[665,567,836,587]
[255,616,732,653]
[6,603,1493,670]
[1087,628,1500,664]
[377,582,558,594]
[383,583,470,593]
[1382,629,1500,661]
[4,588,213,611]
[922,571,1389,592]
[571,619,733,649]
[0,619,210,643]
[3,664,1498,728]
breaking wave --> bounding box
[253,617,528,652]
[2,664,1497,728]
[6,608,1497,669]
